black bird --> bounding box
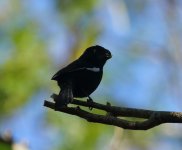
[52,45,112,109]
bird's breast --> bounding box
[72,70,103,97]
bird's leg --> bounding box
[81,89,94,110]
[87,96,94,110]
[87,96,94,102]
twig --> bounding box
[44,97,182,130]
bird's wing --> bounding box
[51,59,83,80]
[52,60,101,81]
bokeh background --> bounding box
[1,0,182,150]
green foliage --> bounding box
[56,0,97,24]
[46,110,113,150]
[0,142,11,150]
[0,19,50,114]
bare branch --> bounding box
[44,97,182,130]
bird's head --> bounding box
[80,45,112,67]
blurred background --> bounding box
[1,0,182,149]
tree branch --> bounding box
[44,95,182,130]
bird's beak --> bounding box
[105,52,112,59]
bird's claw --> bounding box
[87,96,94,110]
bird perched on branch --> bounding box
[52,45,112,109]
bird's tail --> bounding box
[55,81,73,109]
